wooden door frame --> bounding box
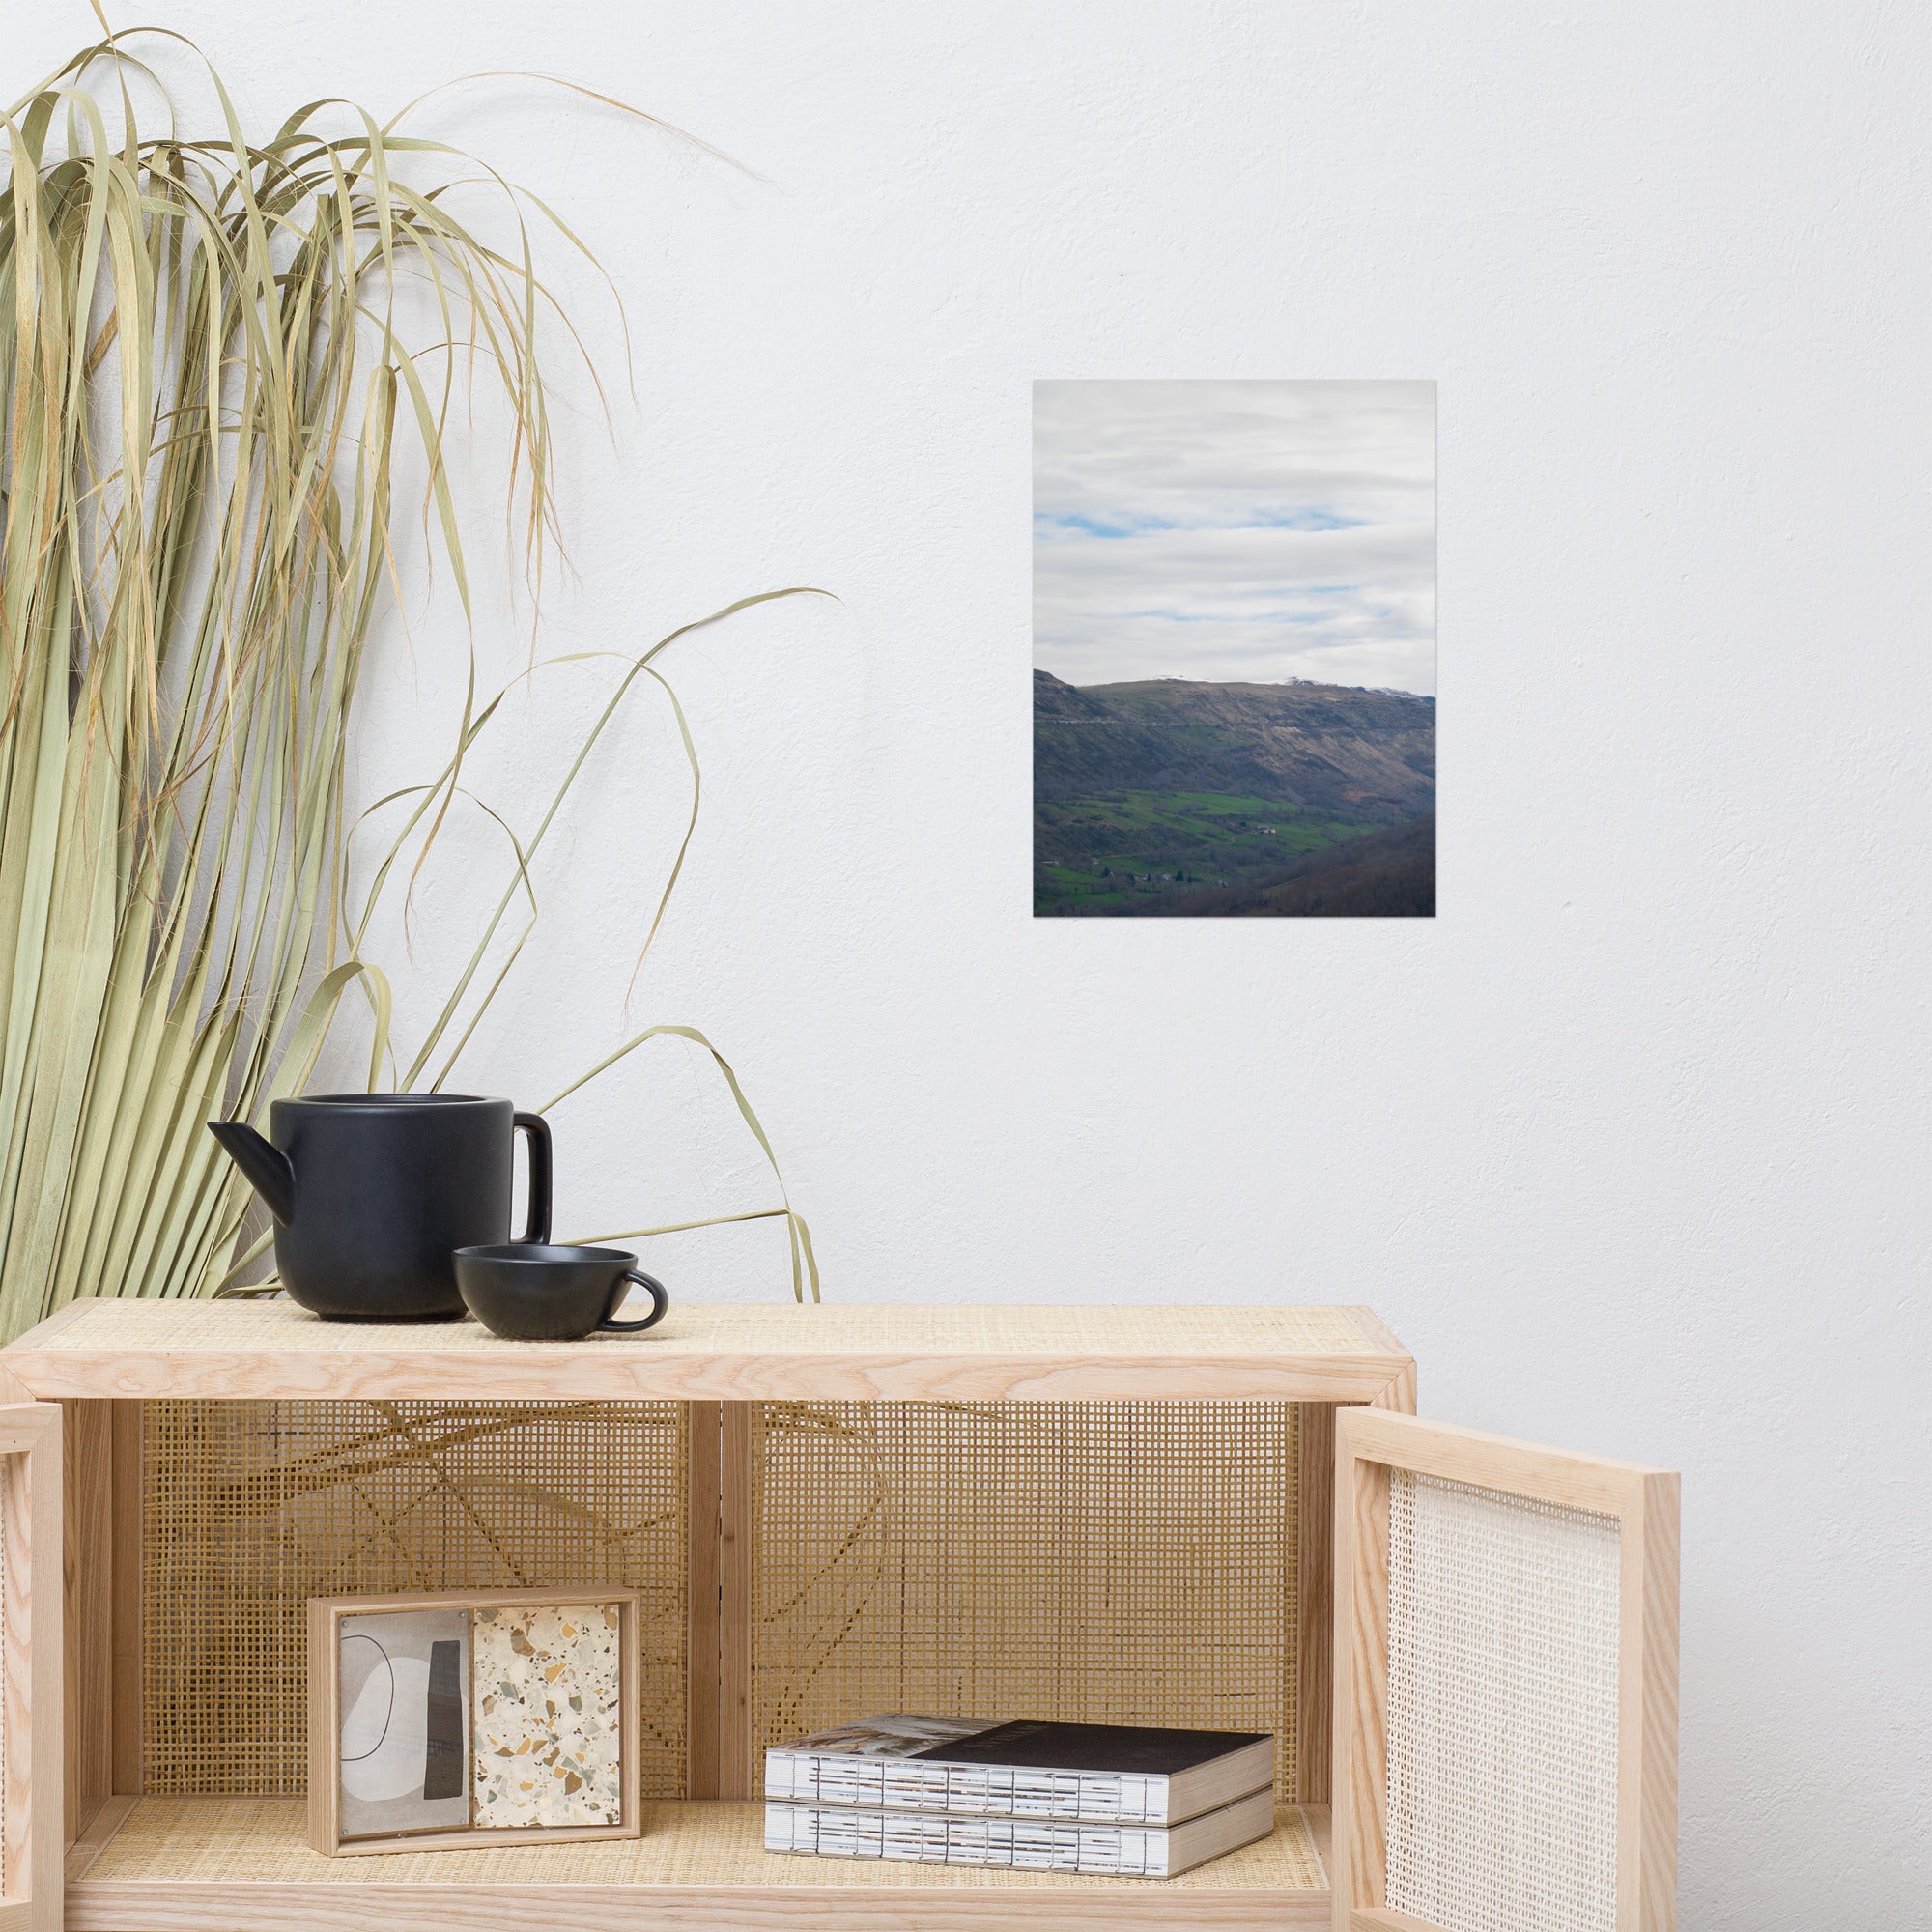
[0,1401,63,1932]
[1332,1408,1678,1932]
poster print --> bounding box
[1034,381,1435,918]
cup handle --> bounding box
[600,1270,669,1333]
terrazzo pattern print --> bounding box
[471,1604,624,1828]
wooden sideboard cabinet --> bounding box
[0,1298,1675,1932]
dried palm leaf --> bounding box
[0,28,817,1338]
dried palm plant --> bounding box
[0,26,817,1340]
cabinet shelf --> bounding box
[65,1796,1333,1930]
[0,1301,1676,1930]
[0,1299,1418,1932]
[1,1296,1413,1404]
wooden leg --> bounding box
[62,1400,114,1841]
[1295,1403,1335,1806]
[109,1401,142,1795]
[718,1402,754,1800]
[686,1400,757,1801]
[685,1402,723,1799]
[1334,1447,1392,1920]
[2,1406,61,1920]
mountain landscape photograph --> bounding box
[1034,381,1435,918]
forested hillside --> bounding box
[1119,814,1435,918]
[1035,671,1435,918]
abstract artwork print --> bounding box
[337,1605,472,1838]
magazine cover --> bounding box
[772,1715,996,1759]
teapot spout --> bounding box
[208,1120,296,1224]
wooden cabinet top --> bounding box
[1,1297,1412,1404]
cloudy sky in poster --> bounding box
[1034,381,1435,695]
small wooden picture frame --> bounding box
[307,1586,642,1856]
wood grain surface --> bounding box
[3,1301,1412,1406]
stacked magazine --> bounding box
[764,1714,1276,1878]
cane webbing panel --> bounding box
[142,1402,686,1797]
[751,1402,1300,1798]
[1385,1470,1621,1932]
[81,1796,1328,1889]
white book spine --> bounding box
[764,1802,1175,1877]
[764,1751,1170,1823]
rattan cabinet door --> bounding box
[0,1403,60,1932]
[1332,1409,1677,1932]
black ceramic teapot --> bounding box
[209,1094,552,1321]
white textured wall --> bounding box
[18,4,1928,1921]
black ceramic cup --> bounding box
[452,1243,669,1342]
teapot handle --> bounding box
[513,1112,553,1244]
